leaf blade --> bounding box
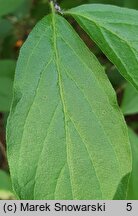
[67,4,138,90]
[7,14,131,200]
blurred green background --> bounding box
[0,0,138,200]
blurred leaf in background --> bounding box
[124,0,138,9]
[32,0,50,22]
[0,0,24,17]
[0,60,16,112]
[0,169,12,191]
[121,83,138,115]
[0,169,15,199]
[0,19,13,39]
[14,0,32,19]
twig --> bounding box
[49,0,63,14]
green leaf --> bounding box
[67,4,138,90]
[121,83,138,115]
[7,13,131,200]
[0,170,12,192]
[0,19,13,39]
[0,170,15,199]
[0,60,16,112]
[14,0,32,19]
[127,128,138,200]
[0,0,24,17]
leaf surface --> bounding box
[7,13,131,200]
[127,128,138,199]
[67,4,138,90]
[121,83,138,115]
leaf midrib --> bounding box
[52,13,130,198]
[51,13,74,199]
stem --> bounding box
[50,0,55,14]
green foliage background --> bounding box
[0,0,138,199]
